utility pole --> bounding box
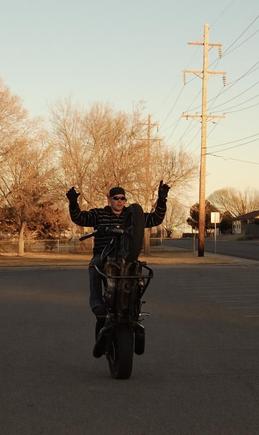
[142,114,159,255]
[182,23,226,257]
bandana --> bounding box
[109,186,126,197]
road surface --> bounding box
[1,265,259,435]
[164,238,259,261]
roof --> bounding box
[233,210,259,221]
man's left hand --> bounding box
[158,180,170,200]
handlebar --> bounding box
[79,230,97,241]
[79,225,125,241]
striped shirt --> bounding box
[69,200,166,255]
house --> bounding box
[232,210,259,237]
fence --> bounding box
[0,237,162,255]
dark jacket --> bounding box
[69,200,166,255]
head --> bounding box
[107,186,127,214]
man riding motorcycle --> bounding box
[66,181,170,325]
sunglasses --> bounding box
[112,196,127,201]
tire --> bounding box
[107,325,134,379]
[124,203,145,262]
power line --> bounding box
[208,153,259,165]
[159,2,236,134]
[189,60,259,113]
[222,28,259,59]
[159,86,186,130]
[159,48,202,131]
[163,12,259,140]
[224,99,259,114]
[205,15,259,76]
[177,120,196,143]
[161,11,259,149]
[223,62,259,89]
[210,0,237,28]
[183,126,201,151]
[213,92,259,113]
[187,17,259,113]
[166,88,202,142]
[222,14,259,57]
[209,132,259,149]
[159,66,202,135]
[207,122,220,139]
[210,62,259,107]
[207,137,258,153]
[210,79,259,110]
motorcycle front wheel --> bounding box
[107,324,134,379]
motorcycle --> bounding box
[80,204,153,379]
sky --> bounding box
[0,0,258,208]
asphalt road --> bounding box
[164,238,259,261]
[1,265,259,435]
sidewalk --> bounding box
[0,244,256,268]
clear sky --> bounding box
[0,0,258,206]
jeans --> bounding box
[88,255,104,310]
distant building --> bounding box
[232,210,259,237]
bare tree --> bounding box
[50,100,198,255]
[0,135,57,254]
[0,80,28,154]
[163,198,187,238]
[50,101,148,208]
[208,187,259,217]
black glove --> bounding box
[66,187,80,205]
[158,180,170,201]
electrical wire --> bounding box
[178,121,198,145]
[158,3,237,135]
[177,51,259,150]
[199,61,259,112]
[165,88,201,143]
[207,138,258,153]
[209,132,259,149]
[210,79,259,110]
[159,47,201,131]
[208,153,259,165]
[222,14,259,57]
[182,126,201,151]
[223,100,259,114]
[204,15,259,80]
[161,10,259,148]
[222,28,259,59]
[213,93,259,113]
[159,86,186,129]
[208,16,259,71]
[210,0,237,29]
[186,16,259,113]
[207,122,219,139]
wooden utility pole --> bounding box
[182,23,226,257]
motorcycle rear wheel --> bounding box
[107,324,134,379]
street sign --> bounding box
[210,212,220,253]
[211,212,220,224]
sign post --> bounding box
[210,212,220,253]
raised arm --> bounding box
[66,187,98,227]
[144,181,170,228]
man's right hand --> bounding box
[66,187,80,204]
[158,180,170,201]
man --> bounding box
[66,181,170,319]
